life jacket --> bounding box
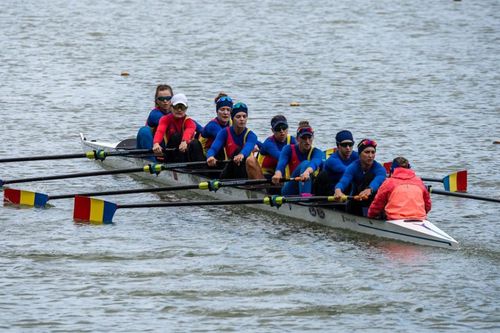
[198,118,230,156]
[286,144,313,178]
[385,184,427,220]
[163,116,190,145]
[257,134,291,176]
[224,127,249,159]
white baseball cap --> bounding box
[171,93,188,107]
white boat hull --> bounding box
[80,134,459,250]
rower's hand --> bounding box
[272,171,282,185]
[333,188,345,201]
[233,153,244,166]
[152,143,163,155]
[357,188,372,201]
[207,156,217,167]
[300,169,312,182]
[179,141,188,153]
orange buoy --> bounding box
[493,140,500,144]
[120,71,130,76]
[290,101,300,106]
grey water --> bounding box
[0,0,499,331]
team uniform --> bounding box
[257,134,296,179]
[275,144,323,195]
[335,160,387,216]
[153,113,197,162]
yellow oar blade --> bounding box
[3,188,49,208]
[443,170,467,193]
[73,196,117,224]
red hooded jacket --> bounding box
[368,168,431,220]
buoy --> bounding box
[290,101,300,106]
[120,71,130,76]
[493,140,500,144]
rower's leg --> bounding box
[246,154,265,180]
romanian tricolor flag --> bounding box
[3,188,49,208]
[443,170,467,193]
[73,196,117,224]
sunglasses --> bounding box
[300,134,313,140]
[157,96,172,102]
[338,142,354,148]
[233,102,247,109]
[273,124,288,132]
[217,96,233,103]
[173,104,187,111]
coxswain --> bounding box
[271,121,323,196]
[199,92,233,160]
[368,157,431,220]
[313,130,359,195]
[206,102,259,179]
[136,84,173,150]
[333,138,387,216]
[246,115,297,181]
[152,94,204,163]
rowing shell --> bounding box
[80,134,459,250]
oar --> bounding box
[0,148,169,163]
[382,162,467,192]
[3,178,273,208]
[430,188,500,203]
[422,170,467,192]
[0,160,229,188]
[2,177,302,208]
[73,194,346,224]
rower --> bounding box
[271,121,323,196]
[368,157,431,220]
[152,94,204,163]
[198,92,233,160]
[206,102,259,179]
[313,130,359,195]
[246,115,297,182]
[333,138,387,216]
[136,84,173,151]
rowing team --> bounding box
[135,85,431,221]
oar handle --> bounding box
[1,167,145,185]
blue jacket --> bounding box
[335,160,387,194]
[323,151,359,185]
[207,127,259,159]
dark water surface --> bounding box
[1,0,499,331]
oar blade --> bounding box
[73,196,117,224]
[3,188,49,208]
[443,170,467,193]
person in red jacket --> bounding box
[152,93,203,163]
[367,157,431,220]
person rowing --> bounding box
[206,102,259,179]
[246,115,297,183]
[313,130,359,195]
[198,92,233,160]
[333,138,387,216]
[152,93,204,163]
[368,157,432,220]
[136,84,173,150]
[271,121,323,196]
